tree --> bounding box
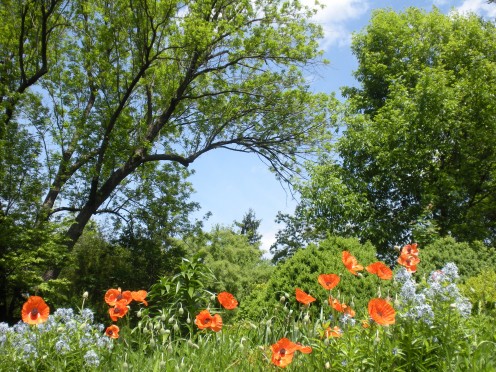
[235,208,262,246]
[0,0,332,277]
[272,7,496,259]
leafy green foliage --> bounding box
[272,7,496,259]
[416,237,496,282]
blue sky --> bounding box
[188,0,496,252]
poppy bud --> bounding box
[173,323,180,332]
[148,322,154,330]
[178,307,184,315]
[187,340,199,349]
[210,294,216,302]
[82,291,89,299]
[160,313,166,321]
[123,362,129,370]
[186,316,191,324]
[303,314,310,323]
[160,327,167,335]
[280,295,286,303]
[266,319,272,327]
[167,344,173,353]
[160,361,166,368]
[168,316,174,324]
[325,362,331,369]
[154,323,161,330]
[137,310,142,318]
[143,328,149,334]
[149,339,156,347]
[284,292,290,298]
[164,329,171,334]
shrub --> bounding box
[416,237,496,282]
[460,270,496,316]
[241,236,393,320]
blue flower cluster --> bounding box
[395,263,472,324]
[0,307,113,368]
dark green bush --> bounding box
[416,237,496,282]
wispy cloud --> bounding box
[457,0,496,17]
[302,0,370,48]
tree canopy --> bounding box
[0,0,332,275]
[272,7,496,260]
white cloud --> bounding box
[457,0,496,17]
[301,0,370,48]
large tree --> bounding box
[272,7,496,260]
[0,0,331,276]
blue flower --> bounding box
[84,350,100,367]
[441,263,459,282]
[394,267,412,284]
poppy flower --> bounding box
[368,298,396,326]
[323,326,343,338]
[329,297,356,317]
[217,291,238,310]
[195,310,223,332]
[109,302,129,321]
[21,296,50,325]
[131,290,148,306]
[366,262,393,280]
[270,338,311,368]
[342,251,364,276]
[105,324,120,339]
[271,338,297,368]
[295,288,316,306]
[401,243,419,257]
[105,288,133,306]
[397,253,420,273]
[318,274,340,290]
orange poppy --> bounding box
[217,291,238,310]
[318,274,340,290]
[295,288,316,306]
[131,290,148,306]
[323,326,343,338]
[401,243,419,257]
[270,338,311,368]
[108,302,129,321]
[328,297,356,317]
[105,324,120,339]
[366,262,393,280]
[368,298,396,326]
[195,310,223,332]
[105,288,133,306]
[342,251,364,275]
[21,296,50,325]
[271,338,297,368]
[397,253,420,273]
